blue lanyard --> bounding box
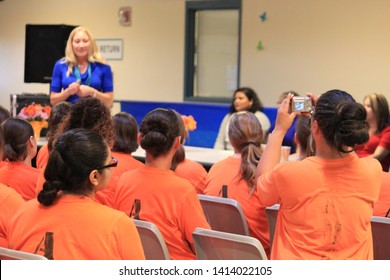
[74,64,92,85]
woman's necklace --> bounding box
[78,63,87,69]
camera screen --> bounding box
[295,102,305,111]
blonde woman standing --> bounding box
[50,26,113,107]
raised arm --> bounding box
[256,93,300,178]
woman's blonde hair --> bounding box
[64,26,107,76]
[228,111,263,195]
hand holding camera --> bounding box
[291,96,313,113]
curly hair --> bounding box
[52,97,114,150]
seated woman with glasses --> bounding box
[7,128,145,260]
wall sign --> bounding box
[96,39,123,60]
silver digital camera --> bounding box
[291,96,313,113]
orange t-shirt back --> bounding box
[174,158,207,194]
[36,143,49,169]
[258,155,382,260]
[7,195,145,260]
[113,165,210,260]
[373,172,390,217]
[0,162,39,201]
[0,184,25,247]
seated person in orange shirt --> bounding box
[35,97,115,206]
[171,113,207,194]
[373,171,390,217]
[7,128,145,260]
[111,112,144,174]
[204,111,270,256]
[113,108,210,260]
[257,90,382,259]
[104,112,145,207]
[0,118,39,201]
[0,130,25,247]
[35,101,71,169]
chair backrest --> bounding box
[192,227,268,260]
[371,216,390,260]
[265,204,280,249]
[198,194,249,236]
[0,247,48,260]
[132,219,170,260]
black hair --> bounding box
[112,112,139,153]
[314,89,368,153]
[139,108,180,158]
[1,117,34,162]
[38,128,108,206]
[229,87,264,114]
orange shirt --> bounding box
[111,151,144,176]
[7,195,145,260]
[258,155,382,260]
[204,156,270,256]
[174,158,207,194]
[0,162,40,201]
[96,151,144,207]
[36,143,49,169]
[0,184,25,247]
[113,165,210,260]
[373,172,390,217]
[35,167,45,197]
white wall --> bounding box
[1,0,389,112]
[241,0,390,105]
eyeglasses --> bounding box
[95,157,118,171]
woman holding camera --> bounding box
[257,90,382,259]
